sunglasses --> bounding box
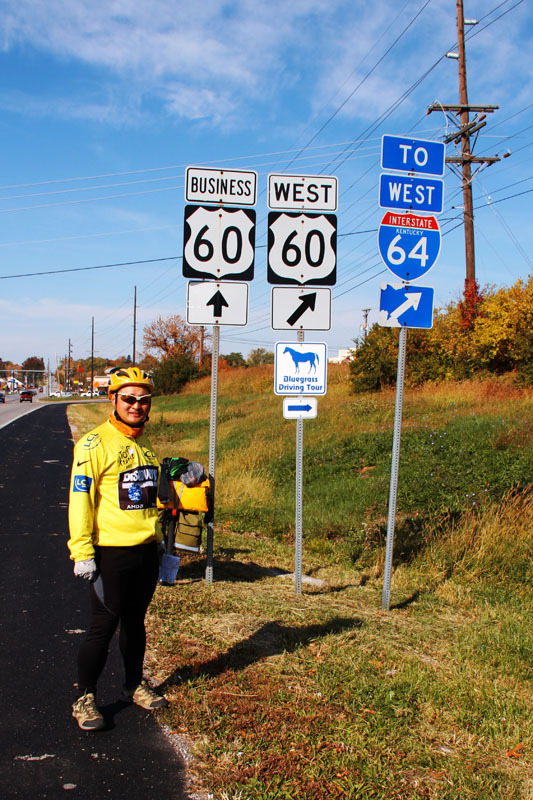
[117,392,152,406]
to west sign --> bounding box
[379,173,444,214]
[381,135,446,177]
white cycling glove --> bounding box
[74,559,98,582]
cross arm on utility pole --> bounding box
[425,0,502,294]
[445,155,500,164]
[427,103,499,114]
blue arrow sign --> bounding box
[381,135,445,176]
[282,396,318,419]
[378,283,434,328]
[379,174,444,214]
[377,211,441,281]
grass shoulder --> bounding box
[67,376,533,799]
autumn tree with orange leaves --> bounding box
[142,315,208,361]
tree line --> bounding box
[21,275,529,397]
[350,275,533,391]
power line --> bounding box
[0,256,179,280]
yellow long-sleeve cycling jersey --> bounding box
[68,419,162,562]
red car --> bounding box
[20,391,33,403]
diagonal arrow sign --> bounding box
[286,292,317,326]
[206,289,229,317]
[388,291,422,323]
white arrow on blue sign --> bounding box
[377,211,441,282]
[381,135,445,177]
[378,283,434,328]
[379,173,444,214]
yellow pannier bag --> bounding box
[172,478,210,512]
[156,479,210,511]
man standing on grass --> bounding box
[68,366,168,731]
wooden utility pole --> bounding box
[67,340,73,391]
[360,308,371,340]
[456,0,475,286]
[428,0,500,294]
[132,286,137,366]
[90,317,95,397]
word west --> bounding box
[385,180,437,207]
[268,174,337,211]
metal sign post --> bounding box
[381,326,407,610]
[183,165,258,585]
[377,134,444,608]
[267,171,337,595]
[205,324,220,585]
[294,329,305,594]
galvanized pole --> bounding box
[382,326,407,611]
[294,329,305,594]
[205,324,220,584]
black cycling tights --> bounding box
[77,543,159,696]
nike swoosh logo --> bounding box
[76,459,90,466]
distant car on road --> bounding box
[0,392,5,404]
[20,391,33,403]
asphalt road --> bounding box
[0,392,42,429]
[0,404,190,800]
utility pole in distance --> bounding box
[428,0,500,298]
[132,286,137,366]
[91,317,95,397]
[67,340,73,391]
[360,308,371,341]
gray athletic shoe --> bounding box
[123,680,169,710]
[72,691,105,731]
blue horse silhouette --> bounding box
[283,346,319,373]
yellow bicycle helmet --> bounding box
[107,367,154,397]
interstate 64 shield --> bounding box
[377,211,441,282]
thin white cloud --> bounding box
[1,0,452,128]
[0,0,530,132]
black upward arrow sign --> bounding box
[286,292,317,326]
[207,290,229,317]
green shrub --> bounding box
[151,354,198,395]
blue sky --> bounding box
[0,0,531,366]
